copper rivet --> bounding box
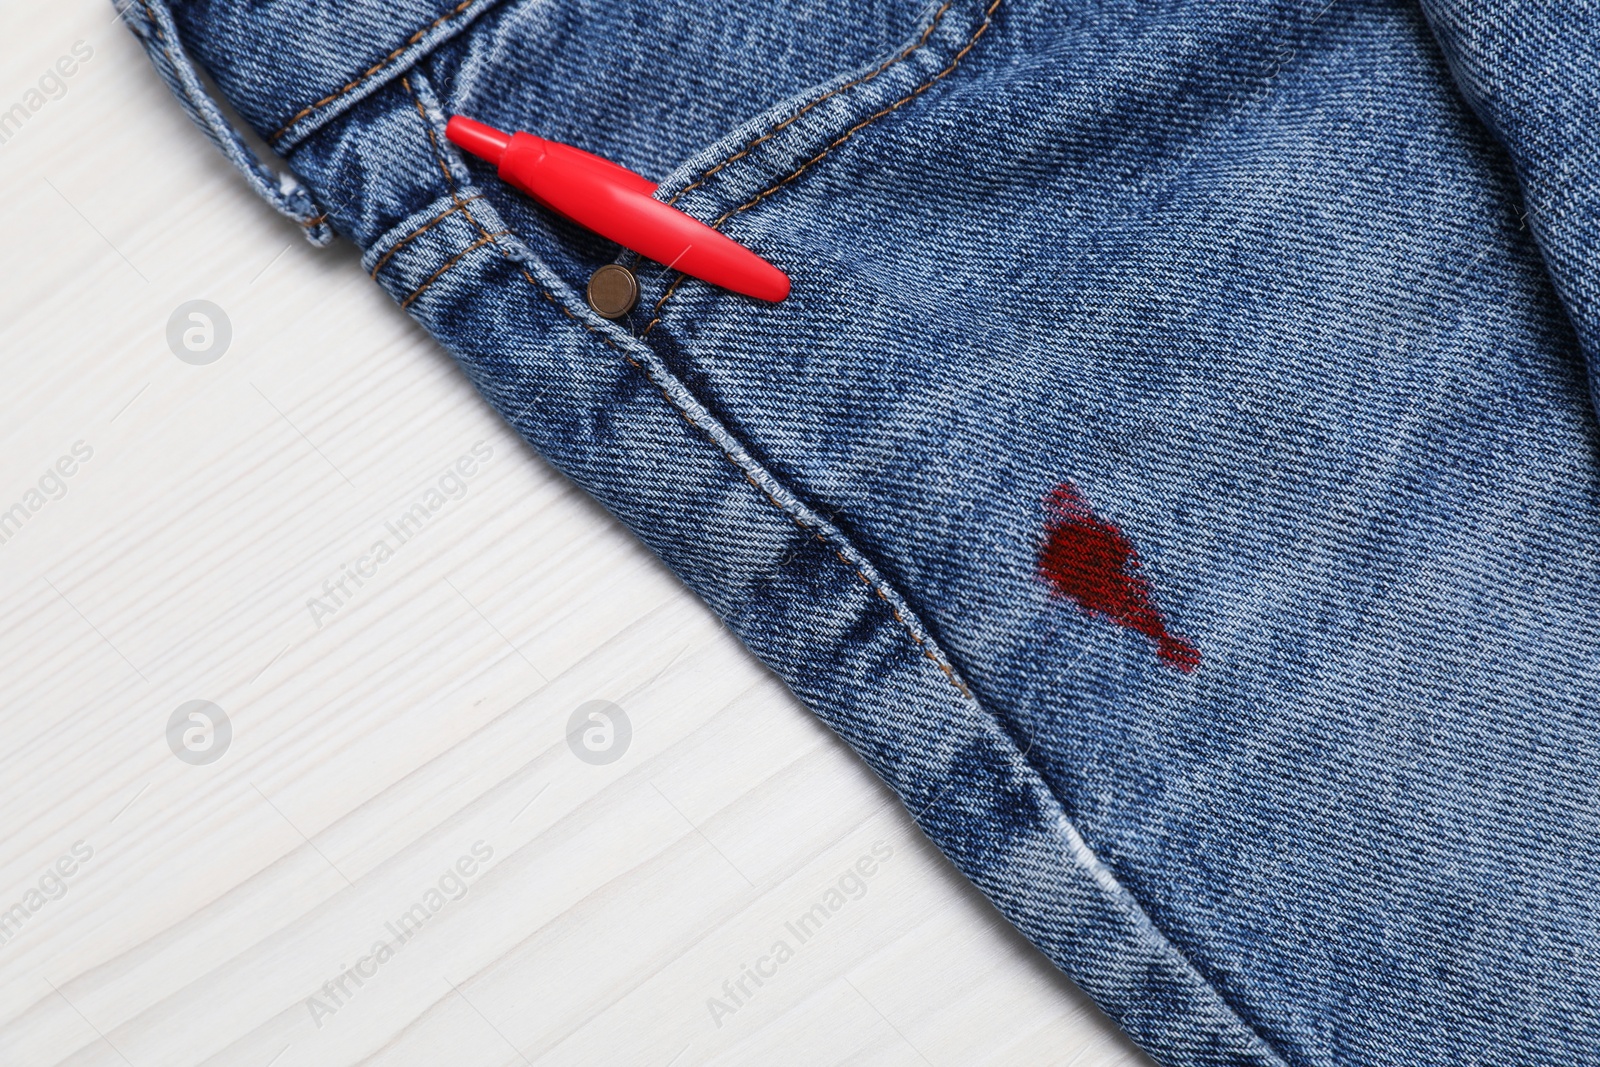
[586,263,639,318]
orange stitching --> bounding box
[834,548,971,695]
[405,77,459,188]
[381,78,496,288]
[642,0,1003,338]
[662,1,954,208]
[269,0,478,144]
[369,195,483,278]
[404,78,501,251]
[398,230,506,308]
[368,195,480,278]
[396,75,974,701]
[138,0,165,44]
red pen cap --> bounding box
[444,116,511,166]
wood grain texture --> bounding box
[0,5,1151,1065]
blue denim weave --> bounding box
[122,1,1600,1063]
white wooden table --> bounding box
[0,5,1149,1064]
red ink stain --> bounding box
[1037,482,1200,671]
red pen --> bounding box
[446,116,790,304]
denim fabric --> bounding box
[122,1,1600,1063]
[1417,1,1600,428]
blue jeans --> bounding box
[122,0,1600,1062]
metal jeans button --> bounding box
[586,263,639,318]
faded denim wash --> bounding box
[122,0,1600,1063]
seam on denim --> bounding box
[268,0,479,145]
[600,320,973,703]
[403,77,505,274]
[661,0,954,209]
[409,75,461,190]
[398,230,507,308]
[369,195,483,278]
[405,75,477,214]
[640,0,1004,338]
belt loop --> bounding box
[113,0,335,245]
